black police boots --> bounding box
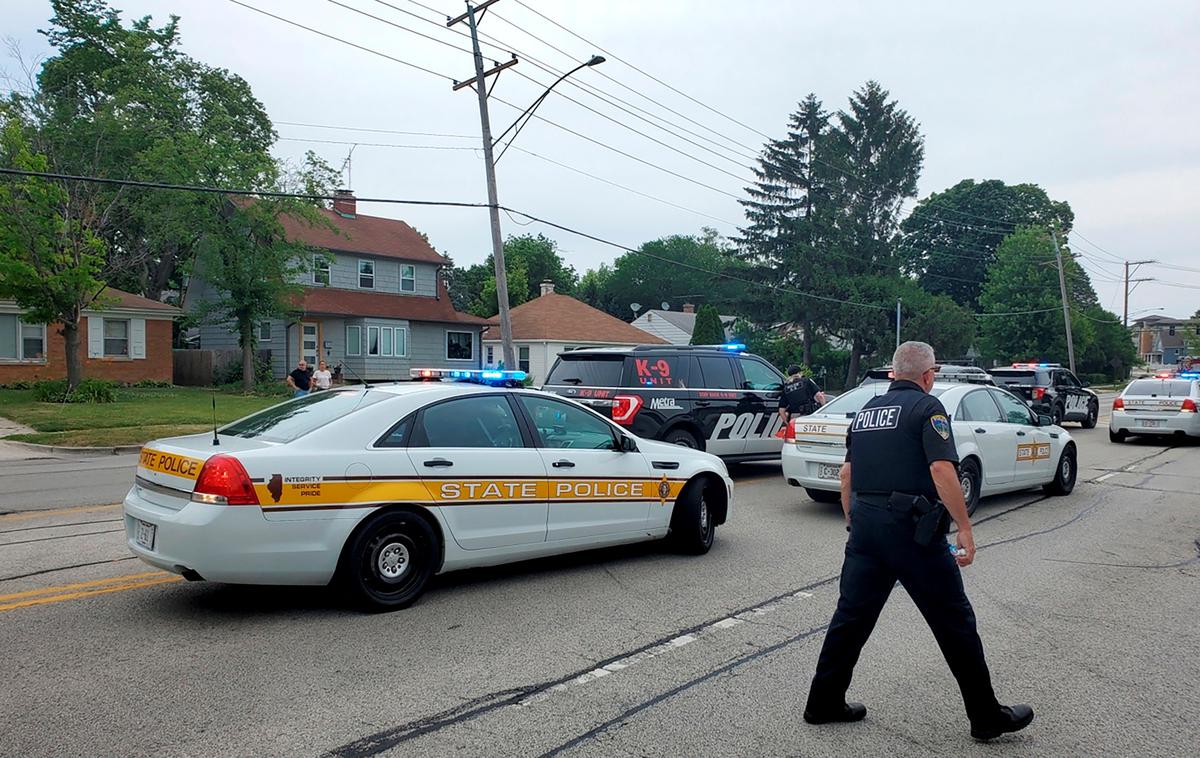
[970,704,1035,741]
[803,702,867,725]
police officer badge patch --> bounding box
[930,414,951,440]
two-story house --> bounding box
[190,192,487,382]
[1131,314,1199,366]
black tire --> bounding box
[1051,403,1064,426]
[1108,428,1127,443]
[662,427,702,450]
[1081,401,1098,429]
[669,479,716,555]
[341,511,438,612]
[1044,445,1077,496]
[805,487,841,504]
[959,457,982,516]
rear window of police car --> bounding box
[990,369,1047,386]
[221,389,388,443]
[546,355,624,387]
[1126,380,1192,397]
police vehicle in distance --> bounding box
[781,380,1076,514]
[124,368,734,611]
[989,363,1099,428]
[860,364,994,386]
[542,343,789,461]
[1108,370,1200,442]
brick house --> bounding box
[0,288,179,384]
[483,282,665,383]
[189,191,488,382]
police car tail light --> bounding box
[784,419,798,441]
[191,455,260,506]
[1181,398,1197,414]
[1112,397,1124,410]
[1032,387,1046,401]
[611,394,643,425]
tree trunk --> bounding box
[145,246,177,303]
[241,319,255,393]
[63,321,84,390]
[802,318,813,367]
[846,339,863,389]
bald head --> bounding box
[892,341,936,383]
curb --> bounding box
[1,439,143,457]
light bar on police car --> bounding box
[409,368,527,383]
[1011,362,1058,368]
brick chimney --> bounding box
[682,303,695,313]
[333,189,356,218]
[539,280,555,296]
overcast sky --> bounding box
[5,0,1199,319]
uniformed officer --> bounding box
[778,364,827,424]
[803,341,1034,741]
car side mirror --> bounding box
[616,434,638,453]
[1037,414,1053,427]
[1080,381,1090,388]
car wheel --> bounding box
[959,458,982,516]
[1043,445,1077,496]
[342,511,438,612]
[1081,401,1098,429]
[804,487,841,504]
[669,479,716,555]
[1108,428,1126,443]
[1052,404,1064,426]
[662,428,702,450]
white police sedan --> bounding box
[125,369,733,611]
[1109,371,1200,442]
[781,381,1077,514]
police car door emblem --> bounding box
[930,414,951,440]
[658,475,671,506]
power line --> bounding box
[326,0,471,55]
[275,120,476,139]
[277,136,479,151]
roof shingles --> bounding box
[486,293,665,344]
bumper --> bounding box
[122,487,364,585]
[1109,412,1200,437]
[780,444,843,492]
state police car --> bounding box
[124,369,733,611]
[781,380,1077,514]
[543,344,789,461]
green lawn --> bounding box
[0,386,285,447]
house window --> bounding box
[401,264,416,293]
[358,259,375,289]
[103,319,130,357]
[20,323,45,361]
[381,327,393,357]
[394,327,408,357]
[313,254,331,285]
[367,326,381,356]
[0,315,45,362]
[259,321,272,342]
[346,325,361,356]
[446,331,473,361]
[518,345,530,373]
[485,345,494,365]
[1168,325,1176,336]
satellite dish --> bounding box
[661,302,670,310]
[630,302,642,313]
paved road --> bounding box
[0,450,139,513]
[1,421,1197,756]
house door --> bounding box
[301,322,320,366]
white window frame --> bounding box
[485,345,494,365]
[346,325,361,356]
[367,325,381,356]
[103,318,131,358]
[381,326,393,357]
[518,345,531,373]
[394,327,408,358]
[313,254,331,285]
[400,264,416,293]
[446,330,474,362]
[358,259,375,289]
[0,316,47,363]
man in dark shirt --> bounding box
[777,364,827,424]
[286,359,312,397]
[803,341,1033,741]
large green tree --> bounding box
[896,281,977,361]
[899,180,1074,309]
[690,304,726,345]
[449,233,575,318]
[601,231,744,321]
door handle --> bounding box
[694,401,711,407]
[423,458,453,468]
[974,428,986,434]
[552,460,575,468]
[1016,431,1027,437]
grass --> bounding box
[0,386,285,447]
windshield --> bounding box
[819,384,946,417]
[1126,380,1193,397]
[545,355,624,386]
[220,389,387,442]
[990,370,1044,386]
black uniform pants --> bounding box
[806,499,1002,725]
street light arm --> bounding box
[492,56,604,149]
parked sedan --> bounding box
[1109,374,1200,442]
[781,381,1077,514]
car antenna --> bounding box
[211,395,220,446]
[338,359,371,389]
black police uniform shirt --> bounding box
[779,376,820,414]
[845,379,958,501]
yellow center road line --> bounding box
[0,575,182,613]
[0,503,123,523]
[0,571,169,602]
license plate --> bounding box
[1138,419,1162,428]
[134,519,156,550]
[817,463,841,480]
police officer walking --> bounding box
[778,364,827,425]
[803,341,1034,741]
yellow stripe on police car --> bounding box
[138,448,205,481]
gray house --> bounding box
[190,191,487,382]
[631,304,739,345]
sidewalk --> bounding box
[0,417,42,461]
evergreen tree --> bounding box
[690,304,725,345]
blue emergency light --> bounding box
[1179,371,1200,380]
[721,343,747,352]
[410,368,527,385]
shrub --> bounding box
[132,379,173,389]
[215,356,273,387]
[0,380,35,390]
[32,378,117,403]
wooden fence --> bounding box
[173,349,272,386]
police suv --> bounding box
[124,369,733,611]
[542,344,789,461]
[989,363,1099,427]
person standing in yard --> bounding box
[312,360,333,391]
[286,359,312,397]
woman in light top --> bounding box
[312,360,333,391]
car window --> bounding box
[376,416,412,448]
[545,355,624,387]
[958,390,1005,423]
[739,357,783,391]
[415,395,523,448]
[697,356,738,389]
[624,354,694,388]
[990,389,1034,425]
[819,384,947,416]
[1059,371,1080,388]
[518,395,617,450]
[1126,380,1191,396]
[220,389,388,443]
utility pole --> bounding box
[895,299,901,350]
[449,0,518,369]
[1050,226,1075,374]
[1122,259,1156,328]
